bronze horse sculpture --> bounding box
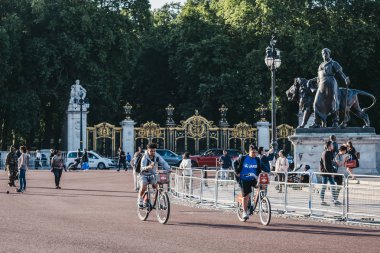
[286,78,376,128]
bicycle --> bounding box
[137,171,171,224]
[236,172,271,226]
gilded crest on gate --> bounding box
[136,121,164,138]
[277,124,294,139]
[180,111,215,139]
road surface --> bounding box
[0,170,379,253]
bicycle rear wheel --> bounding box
[259,196,271,226]
[137,192,150,221]
[156,191,170,224]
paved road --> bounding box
[1,171,379,253]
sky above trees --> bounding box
[150,0,186,9]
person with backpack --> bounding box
[51,150,67,189]
[233,145,262,220]
[132,147,143,192]
[5,146,18,187]
[137,143,170,208]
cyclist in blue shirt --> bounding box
[234,145,262,220]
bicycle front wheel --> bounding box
[137,192,150,221]
[156,191,170,224]
[259,196,271,226]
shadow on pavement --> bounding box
[174,222,380,237]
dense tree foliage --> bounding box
[0,0,379,149]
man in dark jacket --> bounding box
[218,150,232,180]
[117,147,127,172]
[320,141,339,206]
[6,147,18,187]
[233,145,262,220]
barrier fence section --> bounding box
[170,168,380,225]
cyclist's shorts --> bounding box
[239,179,258,197]
[140,174,157,185]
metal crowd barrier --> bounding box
[170,168,380,225]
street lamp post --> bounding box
[265,35,281,152]
[74,91,90,150]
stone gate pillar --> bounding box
[121,102,135,156]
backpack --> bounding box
[134,153,143,173]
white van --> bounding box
[65,150,116,170]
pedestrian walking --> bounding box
[5,146,18,187]
[117,147,127,171]
[334,145,349,198]
[126,152,131,168]
[49,148,55,167]
[179,152,192,195]
[275,150,289,193]
[320,141,339,206]
[132,147,143,191]
[218,149,232,181]
[346,141,359,180]
[51,150,66,189]
[17,146,29,192]
[35,149,42,169]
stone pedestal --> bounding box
[67,103,88,151]
[121,119,135,157]
[257,121,270,150]
[289,128,380,175]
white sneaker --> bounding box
[138,198,143,208]
[243,211,249,220]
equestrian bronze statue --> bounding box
[286,78,376,128]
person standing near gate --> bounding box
[126,152,131,169]
[218,150,232,181]
[35,149,42,169]
[17,146,29,193]
[5,146,18,187]
[320,141,339,206]
[275,150,289,193]
[117,147,127,172]
[81,149,89,170]
[132,147,143,191]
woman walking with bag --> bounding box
[17,146,29,193]
[51,150,66,189]
[346,141,359,180]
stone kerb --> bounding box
[289,127,380,175]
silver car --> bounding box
[156,149,182,166]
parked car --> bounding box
[65,150,116,170]
[156,149,182,166]
[190,149,242,167]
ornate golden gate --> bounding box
[87,122,122,158]
[134,110,258,155]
